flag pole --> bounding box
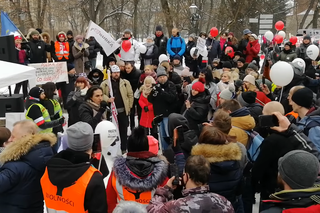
[17,28,28,41]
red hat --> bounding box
[192,81,205,93]
[58,33,66,38]
[14,35,22,40]
[228,32,234,37]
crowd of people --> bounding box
[1,25,320,213]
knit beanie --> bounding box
[219,84,235,100]
[156,25,163,31]
[291,87,314,109]
[222,61,232,69]
[247,61,258,71]
[279,150,319,189]
[192,81,205,93]
[29,87,44,99]
[0,127,11,146]
[127,127,149,153]
[67,30,73,36]
[152,59,159,66]
[67,63,75,72]
[243,75,256,86]
[237,57,245,64]
[123,29,132,35]
[173,55,181,61]
[75,35,83,41]
[238,91,257,106]
[234,51,243,57]
[111,65,120,73]
[157,66,167,77]
[30,30,40,37]
[66,122,94,152]
[36,28,42,34]
[304,35,311,41]
[117,60,125,67]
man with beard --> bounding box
[154,25,168,58]
[22,30,51,63]
[261,150,320,213]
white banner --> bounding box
[107,69,120,138]
[196,37,206,51]
[28,62,68,84]
[86,20,120,57]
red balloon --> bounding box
[260,55,265,60]
[275,21,284,31]
[289,36,298,45]
[210,27,219,37]
[274,35,283,44]
[122,40,131,52]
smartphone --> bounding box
[92,134,102,153]
[259,115,279,127]
[262,76,266,85]
[170,164,180,186]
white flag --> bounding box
[85,20,120,57]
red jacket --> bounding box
[139,94,154,128]
[255,91,271,106]
[245,39,260,63]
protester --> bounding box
[88,68,104,86]
[224,32,238,52]
[172,55,184,75]
[101,65,133,153]
[0,127,11,154]
[107,127,168,212]
[147,155,234,213]
[78,86,108,130]
[237,57,247,79]
[218,71,234,92]
[72,35,90,74]
[245,34,260,63]
[154,25,168,57]
[138,65,157,88]
[206,34,222,66]
[66,77,89,126]
[87,36,101,69]
[237,91,263,125]
[243,74,271,106]
[296,35,312,65]
[140,36,158,70]
[52,31,70,62]
[238,29,251,56]
[14,34,28,98]
[117,29,140,64]
[66,30,75,63]
[184,34,197,70]
[261,150,320,212]
[277,42,297,62]
[41,122,107,213]
[41,32,53,62]
[148,66,178,150]
[167,28,186,61]
[0,120,56,212]
[25,87,64,133]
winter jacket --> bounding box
[154,33,168,57]
[41,98,64,134]
[42,149,107,213]
[23,38,51,63]
[296,108,320,152]
[100,78,134,115]
[88,69,104,86]
[184,41,196,68]
[167,36,186,57]
[78,101,106,130]
[245,39,260,63]
[278,49,297,62]
[140,44,159,70]
[261,188,320,213]
[252,124,319,199]
[255,91,271,106]
[0,133,56,213]
[296,42,311,60]
[182,90,210,136]
[87,37,101,59]
[246,103,263,126]
[139,94,154,128]
[117,37,140,62]
[65,88,87,126]
[106,152,168,212]
[72,42,90,74]
[121,67,141,93]
[206,38,221,64]
[229,107,256,146]
[220,38,227,50]
[238,38,249,55]
[191,142,246,205]
[67,38,75,63]
[147,185,234,213]
[148,80,177,117]
[41,32,53,62]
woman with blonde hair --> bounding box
[217,71,234,92]
[243,74,271,106]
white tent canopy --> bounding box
[0,60,36,89]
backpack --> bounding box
[303,120,320,136]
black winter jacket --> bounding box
[87,37,101,59]
[184,41,196,68]
[78,101,105,130]
[206,38,221,63]
[121,68,141,93]
[154,34,168,57]
[22,39,51,63]
[65,91,86,126]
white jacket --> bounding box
[117,38,140,62]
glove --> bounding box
[100,100,108,109]
[58,117,65,125]
[144,106,149,112]
[81,48,85,52]
[73,90,81,100]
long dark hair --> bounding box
[85,86,103,101]
[200,66,214,85]
[42,82,56,99]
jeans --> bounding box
[117,112,129,151]
[159,117,169,150]
[90,58,97,69]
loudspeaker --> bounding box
[0,94,24,117]
[0,35,17,63]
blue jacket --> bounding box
[0,133,56,213]
[167,36,186,57]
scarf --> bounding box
[86,100,107,120]
[80,87,88,96]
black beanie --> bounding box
[67,30,73,36]
[156,25,163,31]
[292,87,313,109]
[222,61,232,69]
[36,28,42,34]
[237,57,245,64]
[127,127,149,153]
[29,87,44,99]
[304,35,311,41]
[238,91,257,106]
[152,59,159,66]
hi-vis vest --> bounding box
[41,166,98,213]
[55,41,69,60]
[26,103,52,133]
[50,99,63,118]
[111,172,155,205]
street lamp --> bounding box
[189,4,200,34]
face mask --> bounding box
[92,77,99,81]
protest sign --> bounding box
[28,62,68,84]
[196,37,206,52]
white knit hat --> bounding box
[243,75,256,86]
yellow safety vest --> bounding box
[50,99,63,118]
[26,103,52,133]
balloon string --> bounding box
[279,87,284,103]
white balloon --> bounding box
[190,47,200,58]
[270,61,294,87]
[139,45,147,54]
[95,121,120,157]
[292,58,306,73]
[278,31,286,39]
[264,31,274,41]
[200,48,208,57]
[306,44,320,60]
[159,54,168,63]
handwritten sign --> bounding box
[196,37,206,51]
[28,62,68,84]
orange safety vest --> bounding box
[111,172,155,205]
[55,41,70,60]
[41,166,98,213]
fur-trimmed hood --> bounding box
[191,142,242,163]
[113,201,147,213]
[41,32,51,44]
[74,41,89,51]
[113,156,168,191]
[0,133,56,164]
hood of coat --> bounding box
[45,149,93,189]
[168,113,190,138]
[56,31,67,41]
[113,155,168,191]
[25,96,40,110]
[88,69,104,81]
[41,32,51,44]
[74,41,89,51]
[231,115,255,130]
[230,107,251,117]
[0,133,56,165]
[113,201,147,213]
